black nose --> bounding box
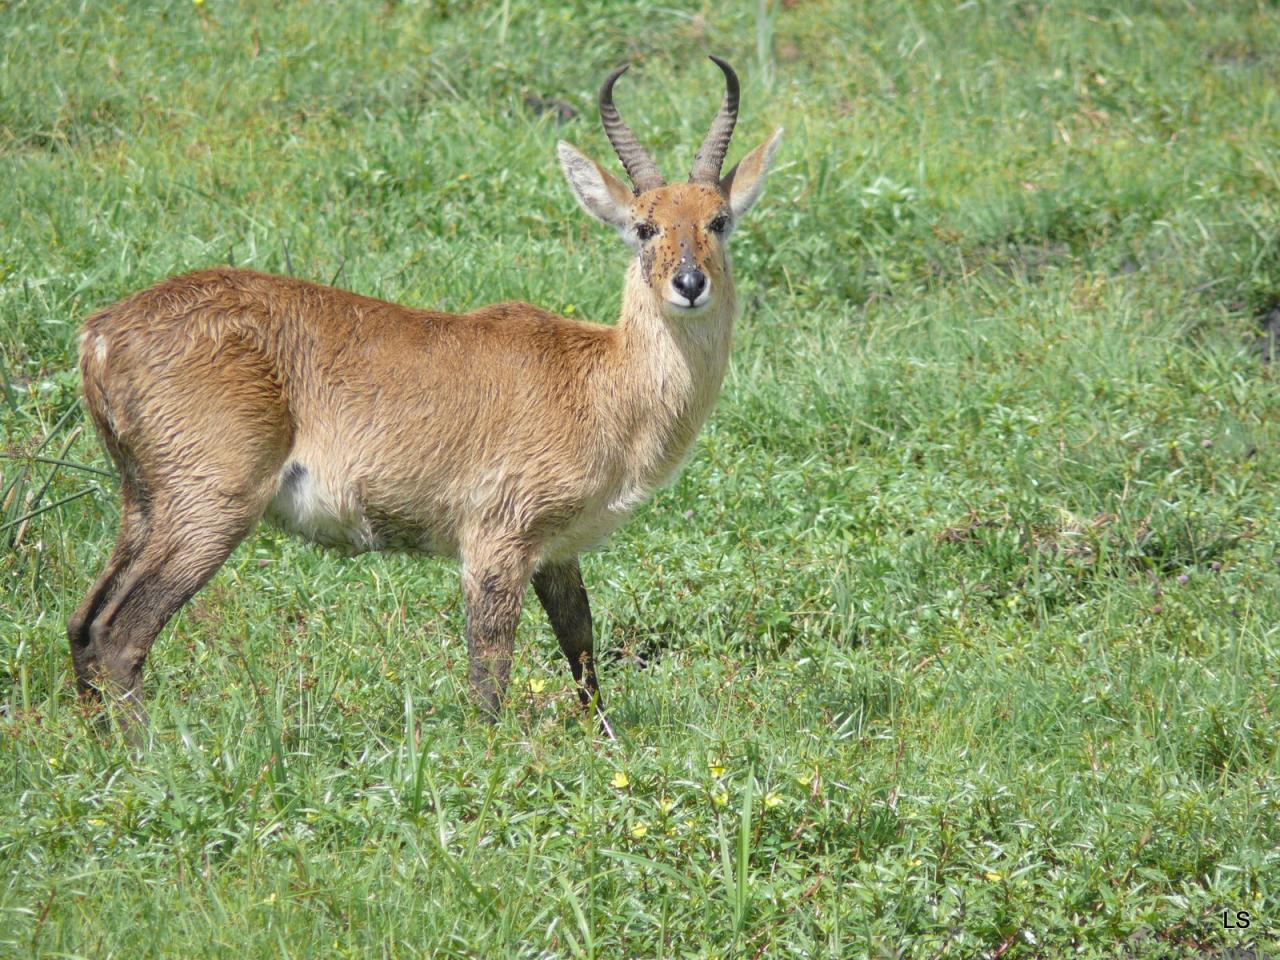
[672,268,707,304]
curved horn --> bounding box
[598,64,665,194]
[689,55,740,184]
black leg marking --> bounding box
[533,558,614,739]
[464,566,529,719]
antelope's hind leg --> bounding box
[532,558,614,739]
[82,503,262,730]
[68,484,147,698]
[71,341,291,734]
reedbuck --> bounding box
[69,56,781,736]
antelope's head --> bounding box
[558,57,782,316]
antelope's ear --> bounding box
[558,141,635,230]
[719,127,783,220]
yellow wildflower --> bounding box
[610,770,629,789]
[630,822,648,839]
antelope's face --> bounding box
[558,57,782,317]
[626,183,731,312]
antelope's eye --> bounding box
[635,222,658,242]
[708,215,730,235]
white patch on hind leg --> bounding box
[80,331,108,364]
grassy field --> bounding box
[3,0,1280,956]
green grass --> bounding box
[3,0,1280,956]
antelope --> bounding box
[68,56,782,738]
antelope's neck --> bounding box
[608,262,736,491]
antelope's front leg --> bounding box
[462,557,533,718]
[532,558,615,740]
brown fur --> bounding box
[69,73,781,737]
